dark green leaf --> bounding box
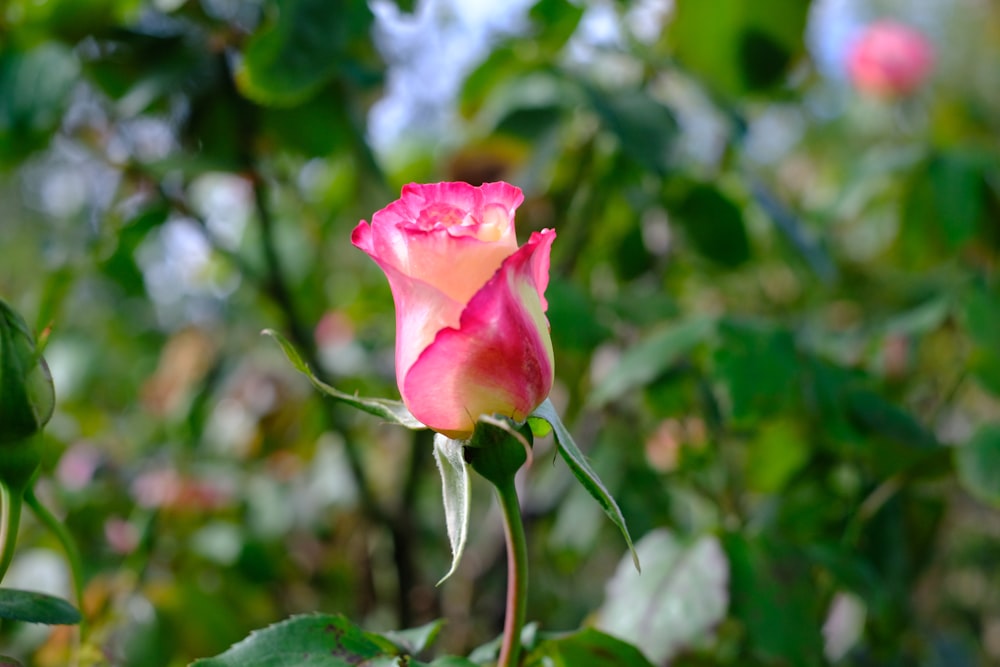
[956,423,1000,506]
[262,329,425,429]
[673,185,751,267]
[713,320,798,423]
[190,613,400,666]
[0,43,79,165]
[236,0,374,106]
[723,534,824,665]
[0,588,81,625]
[524,628,655,667]
[532,399,639,570]
[587,87,678,175]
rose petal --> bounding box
[402,229,556,438]
[359,182,523,304]
[353,220,464,387]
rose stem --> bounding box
[495,477,528,667]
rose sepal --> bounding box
[262,328,425,430]
[531,398,640,572]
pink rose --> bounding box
[353,182,556,439]
[847,21,934,98]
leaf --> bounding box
[523,628,655,667]
[750,181,837,283]
[668,0,810,97]
[746,420,810,493]
[531,399,639,571]
[382,619,444,655]
[955,423,1000,506]
[0,588,81,625]
[586,86,679,175]
[0,43,80,165]
[724,533,824,665]
[235,0,375,107]
[588,317,715,406]
[190,613,400,666]
[0,655,24,667]
[713,320,799,423]
[596,530,728,664]
[433,435,471,585]
[262,329,425,429]
[672,184,752,267]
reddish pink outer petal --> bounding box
[402,229,556,438]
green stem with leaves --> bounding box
[496,478,528,667]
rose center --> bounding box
[413,202,510,243]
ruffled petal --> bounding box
[402,229,556,438]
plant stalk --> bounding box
[495,478,528,667]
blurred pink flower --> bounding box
[104,517,140,555]
[353,182,555,438]
[847,21,934,98]
[131,467,233,512]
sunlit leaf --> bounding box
[262,329,424,429]
[190,614,400,666]
[596,530,728,664]
[236,0,375,107]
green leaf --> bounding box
[190,613,400,666]
[672,185,751,267]
[595,530,728,664]
[713,320,799,423]
[586,86,678,175]
[746,420,810,493]
[382,619,444,655]
[723,533,824,665]
[235,0,374,107]
[433,435,471,585]
[524,628,655,667]
[668,0,811,97]
[956,423,1000,506]
[0,588,81,625]
[0,43,80,165]
[588,317,715,406]
[531,399,639,571]
[262,329,424,429]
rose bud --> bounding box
[847,21,935,98]
[353,182,555,439]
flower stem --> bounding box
[0,481,23,585]
[495,478,528,667]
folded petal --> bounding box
[402,229,556,438]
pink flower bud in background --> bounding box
[847,21,935,98]
[353,182,555,439]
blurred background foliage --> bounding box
[1,0,1000,664]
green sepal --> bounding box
[433,435,470,586]
[465,415,532,487]
[262,329,425,429]
[531,399,639,571]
